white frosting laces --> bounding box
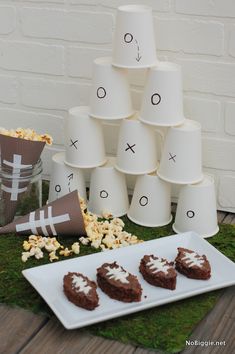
[181,251,204,268]
[147,257,170,274]
[105,265,129,284]
[72,274,92,294]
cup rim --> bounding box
[118,4,152,13]
[139,116,186,127]
[64,158,107,169]
[127,213,173,227]
[115,164,158,175]
[172,223,219,238]
[157,172,204,185]
[112,61,158,69]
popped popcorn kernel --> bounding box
[59,247,73,257]
[49,251,59,262]
[71,242,80,254]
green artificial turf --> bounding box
[0,207,235,353]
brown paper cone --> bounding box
[0,134,46,224]
[0,190,86,236]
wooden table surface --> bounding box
[0,211,234,354]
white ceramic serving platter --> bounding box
[22,232,235,329]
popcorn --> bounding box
[49,251,59,262]
[102,211,113,219]
[59,247,73,257]
[71,242,80,254]
[21,252,31,262]
[0,127,53,145]
[79,237,90,246]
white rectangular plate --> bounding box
[22,232,235,329]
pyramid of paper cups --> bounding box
[47,4,219,238]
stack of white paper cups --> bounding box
[48,152,87,203]
[88,157,129,217]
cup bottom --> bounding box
[157,172,204,185]
[115,164,158,175]
[127,213,173,228]
[64,158,107,169]
[111,60,158,69]
[172,223,219,238]
[139,116,186,127]
[89,110,135,120]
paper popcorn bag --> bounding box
[0,190,86,236]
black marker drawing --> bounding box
[67,173,73,192]
[100,190,109,199]
[123,32,142,62]
[134,39,142,62]
[97,87,106,99]
[139,196,148,207]
[186,210,195,219]
[169,152,176,163]
[55,184,61,193]
[124,33,133,43]
[151,93,161,106]
[70,139,78,150]
[125,143,136,154]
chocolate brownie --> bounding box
[175,247,211,280]
[63,272,99,310]
[139,255,177,290]
[97,262,142,302]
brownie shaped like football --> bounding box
[175,247,211,280]
[63,272,99,310]
[139,255,177,290]
[97,262,142,302]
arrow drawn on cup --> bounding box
[134,39,142,62]
[124,33,142,62]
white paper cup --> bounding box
[112,5,158,69]
[89,57,134,120]
[173,174,219,238]
[127,172,172,227]
[64,106,106,168]
[48,152,87,203]
[88,157,129,217]
[115,115,158,175]
[140,62,185,127]
[158,119,203,184]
